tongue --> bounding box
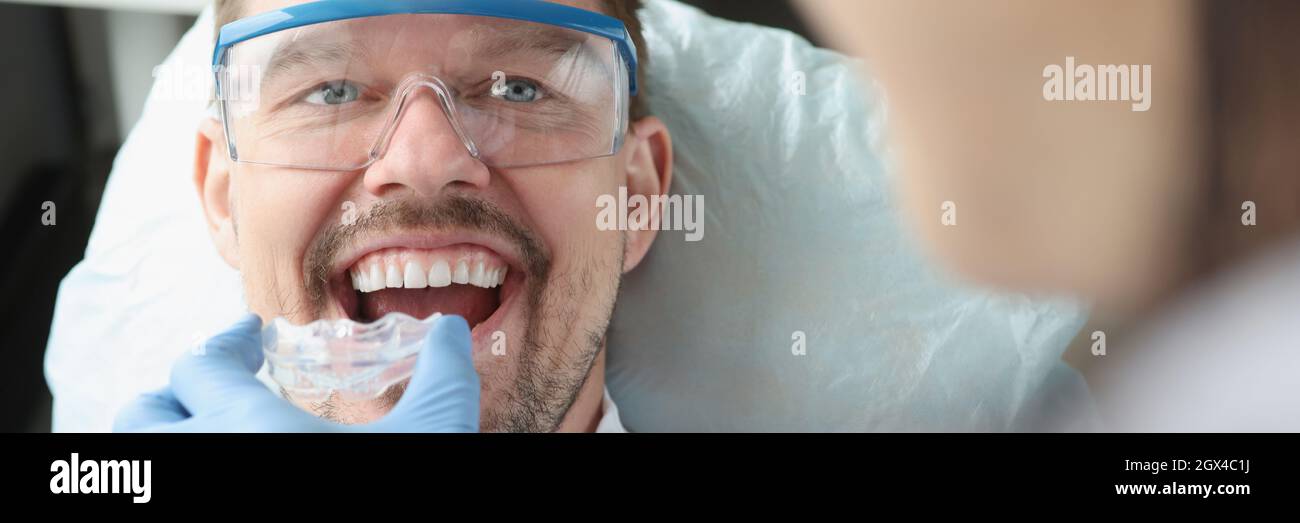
[359,285,499,327]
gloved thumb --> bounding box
[372,315,480,432]
[170,313,274,415]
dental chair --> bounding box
[45,0,1095,432]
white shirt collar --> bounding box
[595,387,627,433]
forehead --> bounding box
[240,0,607,19]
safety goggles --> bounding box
[212,0,639,170]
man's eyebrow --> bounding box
[472,23,591,60]
[253,23,606,86]
[261,36,366,85]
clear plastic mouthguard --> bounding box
[262,312,442,402]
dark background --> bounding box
[0,1,816,432]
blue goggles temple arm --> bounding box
[212,0,640,96]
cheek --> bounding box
[235,167,355,292]
[509,159,624,262]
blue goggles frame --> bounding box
[212,0,640,96]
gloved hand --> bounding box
[114,313,479,432]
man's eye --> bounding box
[491,78,544,103]
[304,81,361,105]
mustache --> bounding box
[303,195,550,314]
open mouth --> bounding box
[327,242,521,335]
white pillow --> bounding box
[45,4,249,433]
[607,0,1091,431]
[45,0,1092,432]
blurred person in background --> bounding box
[797,0,1300,430]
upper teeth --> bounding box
[350,255,507,293]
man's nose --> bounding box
[362,86,490,197]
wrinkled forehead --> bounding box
[257,16,589,59]
[225,17,617,92]
[227,1,616,73]
[238,0,608,20]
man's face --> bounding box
[196,0,671,431]
[797,0,1203,314]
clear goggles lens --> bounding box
[217,14,630,170]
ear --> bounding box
[195,116,240,269]
[621,116,673,273]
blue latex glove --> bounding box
[114,313,479,432]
